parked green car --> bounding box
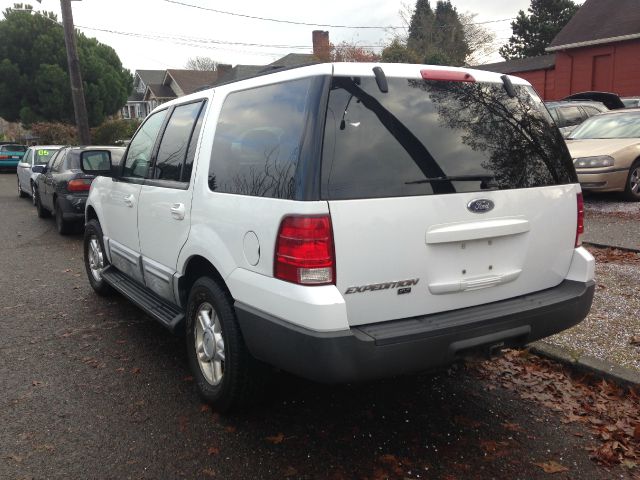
[0,144,28,170]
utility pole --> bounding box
[60,0,91,145]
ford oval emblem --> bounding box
[467,199,494,214]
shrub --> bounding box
[30,122,78,145]
[92,118,140,145]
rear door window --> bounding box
[560,106,585,127]
[322,77,575,200]
[153,100,205,183]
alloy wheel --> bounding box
[194,302,225,386]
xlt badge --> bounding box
[345,278,419,295]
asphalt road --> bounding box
[0,172,632,480]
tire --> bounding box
[31,183,37,206]
[55,199,73,235]
[623,160,640,201]
[186,277,265,412]
[83,219,113,296]
[17,177,27,198]
[34,188,50,218]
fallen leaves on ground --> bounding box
[587,246,640,265]
[476,349,640,468]
[532,460,569,473]
[265,433,285,444]
[631,336,640,346]
[207,446,219,456]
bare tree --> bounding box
[461,12,497,66]
[185,56,218,71]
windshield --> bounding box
[33,148,60,165]
[322,76,576,200]
[569,112,640,139]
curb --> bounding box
[530,342,640,389]
[583,241,640,254]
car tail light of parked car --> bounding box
[275,215,335,286]
[67,178,93,192]
[576,192,584,247]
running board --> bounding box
[102,266,185,332]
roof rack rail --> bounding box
[195,62,323,91]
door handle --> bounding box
[123,194,135,207]
[170,203,185,220]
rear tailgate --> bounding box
[330,186,578,325]
[322,65,579,326]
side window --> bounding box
[153,100,205,183]
[561,106,585,127]
[548,108,560,124]
[582,106,601,117]
[122,110,168,178]
[23,149,33,164]
[182,103,206,183]
[208,78,313,198]
[51,150,66,172]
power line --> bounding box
[163,0,514,30]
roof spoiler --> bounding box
[563,91,625,110]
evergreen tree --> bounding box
[0,6,132,126]
[499,0,579,60]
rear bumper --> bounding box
[0,160,19,169]
[236,279,595,383]
[58,193,87,221]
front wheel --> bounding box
[186,277,265,412]
[83,219,113,296]
[623,160,640,201]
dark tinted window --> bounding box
[154,101,204,182]
[51,149,66,172]
[208,78,315,198]
[560,106,585,127]
[123,110,167,178]
[322,77,575,200]
[0,145,26,152]
[183,102,206,183]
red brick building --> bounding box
[481,0,640,100]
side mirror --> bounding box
[81,150,113,177]
[32,165,46,174]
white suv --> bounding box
[81,63,595,411]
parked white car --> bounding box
[80,63,595,411]
[17,145,63,203]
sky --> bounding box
[0,0,562,72]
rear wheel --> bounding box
[55,199,73,235]
[34,188,50,218]
[83,219,113,296]
[186,277,265,412]
[17,177,27,198]
[623,160,640,201]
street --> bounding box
[0,172,636,480]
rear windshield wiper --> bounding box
[405,175,496,185]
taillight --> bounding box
[575,192,584,247]
[67,178,92,192]
[274,215,335,286]
[421,69,476,82]
[0,155,8,160]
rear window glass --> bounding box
[34,148,60,165]
[322,77,575,200]
[1,145,26,152]
[208,78,315,199]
